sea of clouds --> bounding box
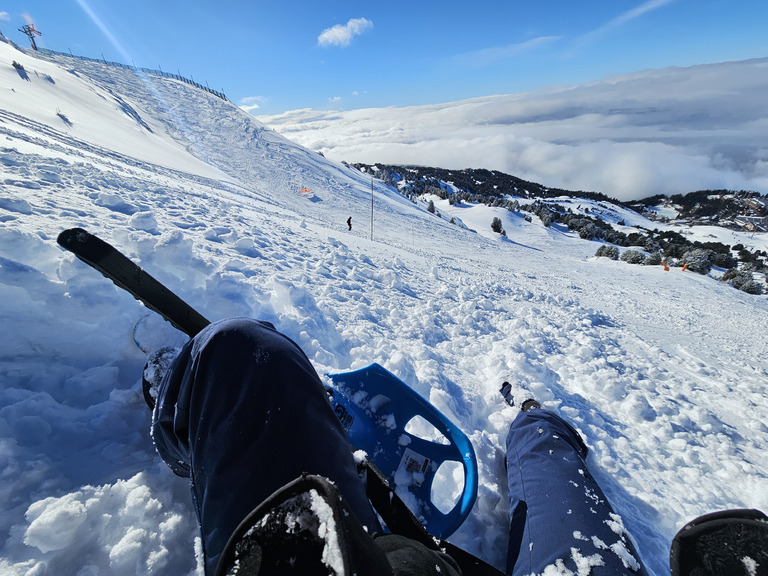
[258,58,768,201]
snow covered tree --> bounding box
[427,199,435,213]
[644,251,662,266]
[491,216,504,235]
[621,250,646,264]
[644,238,662,253]
[578,222,602,240]
[595,245,619,260]
[534,204,555,227]
[720,268,764,294]
[713,251,738,269]
[682,248,716,275]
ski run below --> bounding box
[1,35,767,576]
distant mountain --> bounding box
[354,162,768,229]
[632,190,768,228]
[352,163,614,203]
[356,162,768,288]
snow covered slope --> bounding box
[1,36,767,576]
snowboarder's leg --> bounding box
[151,317,382,575]
[505,408,647,575]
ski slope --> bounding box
[2,35,767,575]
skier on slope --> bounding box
[146,318,767,576]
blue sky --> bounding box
[1,1,767,116]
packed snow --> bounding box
[2,35,768,576]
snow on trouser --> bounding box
[151,317,383,575]
[505,409,649,576]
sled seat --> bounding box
[327,363,478,539]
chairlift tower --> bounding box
[19,24,41,51]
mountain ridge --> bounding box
[355,162,768,292]
[354,162,768,225]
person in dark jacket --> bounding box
[150,318,461,575]
[150,318,765,576]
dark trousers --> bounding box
[151,318,382,575]
[505,409,648,575]
[152,317,647,575]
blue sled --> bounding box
[327,363,478,539]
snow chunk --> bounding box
[21,472,192,572]
[604,512,626,536]
[352,449,369,465]
[571,547,605,575]
[539,558,574,575]
[24,493,87,552]
[93,192,138,214]
[609,540,641,571]
[534,548,605,576]
[742,556,758,576]
[307,489,344,573]
[110,527,150,567]
[129,211,160,234]
[602,513,641,571]
[0,197,33,214]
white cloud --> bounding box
[453,36,560,68]
[258,59,768,201]
[0,11,10,22]
[607,0,677,29]
[238,96,267,113]
[317,17,373,48]
[575,0,676,49]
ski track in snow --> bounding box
[1,37,768,575]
